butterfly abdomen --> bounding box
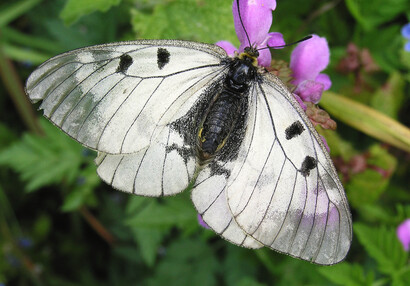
[198,58,256,161]
[199,91,242,159]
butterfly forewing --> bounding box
[26,40,227,154]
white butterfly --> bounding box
[25,38,352,265]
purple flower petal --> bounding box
[216,40,238,56]
[233,0,276,47]
[267,32,285,48]
[197,214,210,229]
[290,34,330,86]
[397,219,410,251]
[294,80,324,104]
[401,23,410,39]
[315,73,332,90]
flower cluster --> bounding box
[216,0,332,111]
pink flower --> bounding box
[216,0,284,67]
[290,35,332,104]
[397,219,410,251]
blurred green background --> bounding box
[0,0,409,285]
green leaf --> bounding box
[125,194,198,266]
[60,0,122,25]
[345,0,408,31]
[113,245,143,265]
[130,227,166,267]
[61,164,99,212]
[357,204,395,225]
[354,223,408,276]
[346,144,397,208]
[361,25,403,72]
[0,0,42,27]
[319,92,410,153]
[145,238,219,286]
[371,72,405,119]
[131,0,237,45]
[0,119,85,192]
[125,194,197,229]
[318,262,373,286]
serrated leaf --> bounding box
[354,223,408,276]
[125,194,197,229]
[61,164,99,212]
[145,238,219,286]
[131,0,237,45]
[125,194,198,266]
[0,119,85,192]
[130,227,167,267]
[60,0,122,25]
[318,262,373,286]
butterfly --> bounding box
[25,7,351,266]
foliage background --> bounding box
[0,0,409,285]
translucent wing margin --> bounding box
[26,40,227,154]
[225,74,352,265]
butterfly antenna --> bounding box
[236,0,252,48]
[258,35,313,51]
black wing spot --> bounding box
[116,54,133,73]
[157,48,170,70]
[285,121,305,140]
[300,156,317,177]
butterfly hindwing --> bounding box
[95,125,197,196]
[26,40,227,154]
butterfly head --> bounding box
[238,46,259,67]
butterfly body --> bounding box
[26,39,351,265]
[199,52,257,160]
